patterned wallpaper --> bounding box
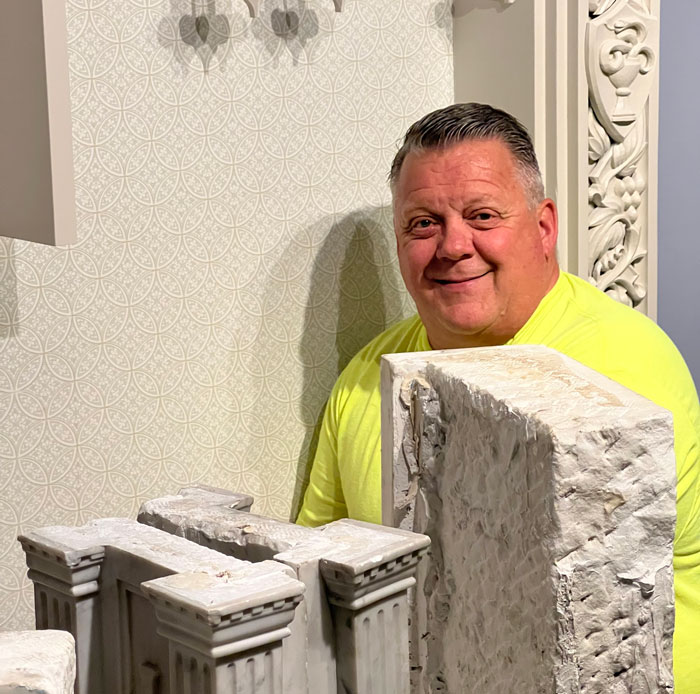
[0,0,452,627]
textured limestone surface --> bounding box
[20,517,296,581]
[140,486,428,567]
[139,487,331,562]
[381,345,676,694]
[0,630,75,694]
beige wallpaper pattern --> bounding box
[0,0,452,627]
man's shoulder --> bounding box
[549,274,697,413]
[334,314,426,391]
[559,273,676,350]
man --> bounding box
[297,103,700,691]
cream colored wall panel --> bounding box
[0,0,453,629]
[453,0,537,134]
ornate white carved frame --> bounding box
[453,0,660,317]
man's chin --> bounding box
[421,313,502,350]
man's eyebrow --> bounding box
[402,193,501,210]
[397,207,440,224]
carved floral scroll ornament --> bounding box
[586,0,658,307]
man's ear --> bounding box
[537,198,558,259]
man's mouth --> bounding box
[432,270,491,285]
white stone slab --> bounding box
[0,630,75,694]
[382,344,676,694]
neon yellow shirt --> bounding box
[297,271,700,691]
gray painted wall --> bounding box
[659,1,700,387]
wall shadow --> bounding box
[251,0,321,67]
[158,0,325,71]
[453,0,514,17]
[0,238,18,340]
[290,206,410,519]
[432,0,452,41]
[158,0,236,71]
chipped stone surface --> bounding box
[0,630,75,694]
[20,517,294,578]
[140,488,429,569]
[140,488,327,562]
[381,345,676,694]
[143,564,302,619]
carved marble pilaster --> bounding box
[586,0,659,309]
[319,528,428,694]
[453,0,660,316]
[139,489,430,694]
[18,535,105,694]
[139,489,338,694]
[19,519,304,694]
[143,571,302,694]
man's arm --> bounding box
[297,392,348,527]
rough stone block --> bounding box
[381,345,676,694]
[0,630,75,694]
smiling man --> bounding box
[392,134,558,350]
[297,103,700,691]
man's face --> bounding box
[393,139,559,349]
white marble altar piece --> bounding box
[139,487,430,694]
[19,518,303,694]
[0,630,75,694]
[381,344,676,694]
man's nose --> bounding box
[436,219,475,260]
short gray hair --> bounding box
[389,103,545,207]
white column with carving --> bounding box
[453,0,660,316]
[139,490,430,694]
[18,536,105,694]
[318,532,428,694]
[586,0,659,313]
[19,519,304,694]
[143,571,303,694]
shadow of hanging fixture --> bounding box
[241,0,344,17]
[180,1,230,66]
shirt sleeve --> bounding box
[296,384,348,527]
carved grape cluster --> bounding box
[612,171,645,223]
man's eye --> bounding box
[470,210,500,227]
[410,218,437,233]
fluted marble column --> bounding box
[319,533,427,694]
[19,518,304,694]
[18,535,104,694]
[139,490,430,694]
[143,570,302,694]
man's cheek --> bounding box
[405,241,435,268]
